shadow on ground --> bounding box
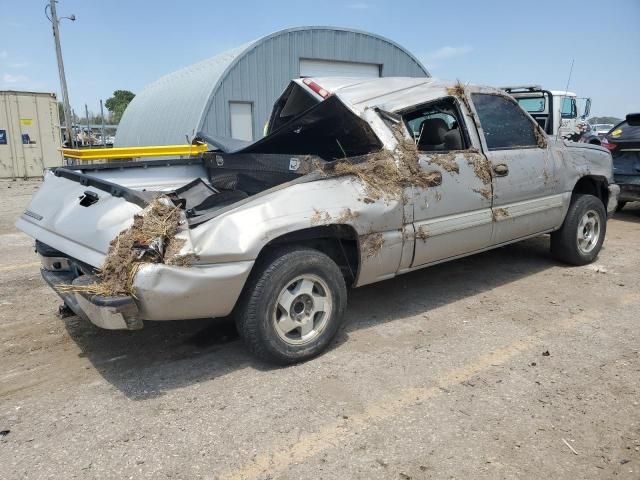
[614,201,640,223]
[64,235,559,400]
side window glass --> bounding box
[471,93,538,150]
[402,98,467,152]
[561,97,577,119]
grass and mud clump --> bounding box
[60,198,190,297]
[323,125,442,200]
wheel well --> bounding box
[572,176,608,207]
[256,225,360,286]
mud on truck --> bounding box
[17,77,619,364]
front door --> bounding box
[401,97,494,268]
[470,92,565,245]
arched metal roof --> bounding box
[115,27,429,147]
[115,42,252,146]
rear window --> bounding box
[268,83,319,133]
[517,97,546,113]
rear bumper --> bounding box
[42,269,141,330]
[39,249,254,330]
[614,175,640,203]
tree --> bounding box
[57,102,79,126]
[105,90,135,124]
[588,116,622,125]
[58,101,64,124]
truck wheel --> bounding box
[235,246,347,365]
[551,194,606,265]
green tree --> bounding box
[105,90,135,124]
[57,102,79,125]
[588,116,622,125]
[58,101,64,124]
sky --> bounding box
[1,0,639,119]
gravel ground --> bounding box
[1,179,639,479]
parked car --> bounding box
[580,123,616,145]
[16,78,619,364]
[602,113,640,210]
[592,123,615,137]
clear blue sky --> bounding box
[1,0,638,119]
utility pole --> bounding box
[46,0,76,149]
[85,103,91,148]
[100,99,106,147]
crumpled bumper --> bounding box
[42,269,141,330]
[39,247,254,330]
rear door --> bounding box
[403,96,493,267]
[470,92,565,245]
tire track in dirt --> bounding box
[221,312,598,480]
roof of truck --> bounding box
[295,77,504,113]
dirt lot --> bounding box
[1,179,639,479]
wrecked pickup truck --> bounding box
[16,77,619,364]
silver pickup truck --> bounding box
[16,77,619,364]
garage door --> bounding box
[299,59,381,78]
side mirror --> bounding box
[582,98,591,119]
[626,113,640,126]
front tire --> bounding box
[551,194,606,265]
[235,246,347,365]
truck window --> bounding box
[401,98,468,152]
[517,97,546,113]
[561,97,577,119]
[471,93,538,150]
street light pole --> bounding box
[46,0,76,149]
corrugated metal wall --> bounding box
[115,27,428,147]
[201,28,427,139]
[116,43,251,147]
[0,91,63,179]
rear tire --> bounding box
[551,194,606,265]
[235,246,347,365]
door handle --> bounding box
[493,163,509,176]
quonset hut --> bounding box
[115,26,428,146]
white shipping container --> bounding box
[0,90,63,179]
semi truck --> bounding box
[502,85,591,141]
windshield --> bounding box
[517,97,546,113]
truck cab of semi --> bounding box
[502,85,592,141]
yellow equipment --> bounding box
[61,143,209,161]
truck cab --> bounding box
[502,85,591,140]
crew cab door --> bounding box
[470,92,565,245]
[401,96,493,268]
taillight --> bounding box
[602,138,617,151]
[302,78,330,98]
